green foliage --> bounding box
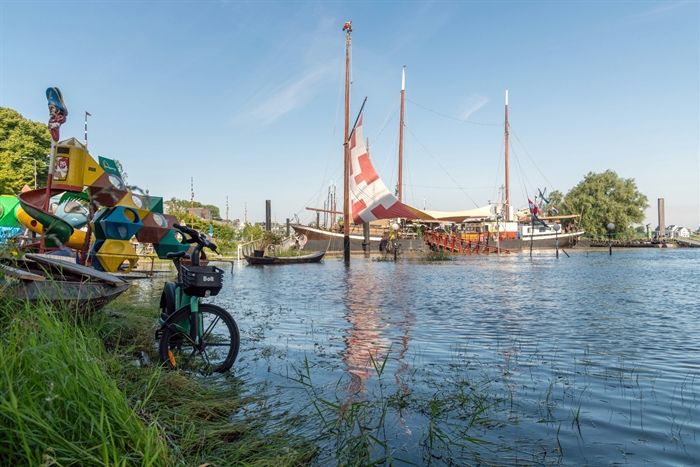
[240,222,264,242]
[425,248,452,261]
[559,170,649,235]
[176,216,239,255]
[0,296,317,466]
[546,190,565,216]
[0,107,51,194]
[0,298,169,465]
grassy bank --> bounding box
[0,297,315,467]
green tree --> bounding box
[240,223,264,242]
[546,190,565,216]
[562,170,648,235]
[0,107,51,194]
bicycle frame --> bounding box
[159,235,210,346]
[160,287,202,345]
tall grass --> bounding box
[0,298,168,466]
[0,296,316,466]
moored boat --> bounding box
[0,253,129,312]
[243,250,325,265]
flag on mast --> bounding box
[528,198,538,217]
[552,205,559,215]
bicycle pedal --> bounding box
[154,329,163,340]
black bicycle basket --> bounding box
[180,265,224,297]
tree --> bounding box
[546,190,565,216]
[561,170,649,235]
[0,107,51,194]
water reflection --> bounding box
[121,251,700,465]
[340,262,414,396]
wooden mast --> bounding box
[343,23,352,263]
[398,67,406,202]
[504,90,510,221]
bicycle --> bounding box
[156,223,240,373]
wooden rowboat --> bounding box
[0,254,129,313]
[243,251,325,265]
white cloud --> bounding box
[241,63,336,126]
[460,94,488,120]
[621,1,689,25]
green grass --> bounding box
[424,249,452,261]
[0,296,316,466]
[0,298,168,466]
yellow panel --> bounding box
[96,239,138,272]
[82,154,105,187]
[52,144,87,191]
[16,207,42,234]
[64,230,95,250]
[115,191,149,220]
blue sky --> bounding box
[1,0,698,228]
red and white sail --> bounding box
[349,115,419,224]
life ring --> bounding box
[298,234,308,247]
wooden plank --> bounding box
[25,254,127,286]
[0,263,47,281]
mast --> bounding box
[504,90,510,222]
[398,67,406,202]
[342,22,352,263]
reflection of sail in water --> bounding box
[341,268,414,395]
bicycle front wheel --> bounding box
[159,304,240,373]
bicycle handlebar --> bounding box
[173,223,218,252]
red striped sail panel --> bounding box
[349,115,419,224]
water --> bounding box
[128,248,699,466]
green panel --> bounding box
[98,157,121,176]
[145,196,163,214]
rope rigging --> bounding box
[404,124,480,209]
[406,98,501,126]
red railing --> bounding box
[423,231,512,254]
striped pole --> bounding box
[84,111,91,147]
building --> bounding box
[187,207,212,220]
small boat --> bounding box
[0,253,129,312]
[243,251,325,265]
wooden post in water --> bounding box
[363,135,371,254]
[529,216,534,257]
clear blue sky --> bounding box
[1,1,698,228]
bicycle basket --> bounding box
[180,265,224,297]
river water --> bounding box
[128,248,699,466]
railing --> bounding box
[237,241,256,260]
[423,231,512,254]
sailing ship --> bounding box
[292,25,583,253]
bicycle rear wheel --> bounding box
[159,304,240,373]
